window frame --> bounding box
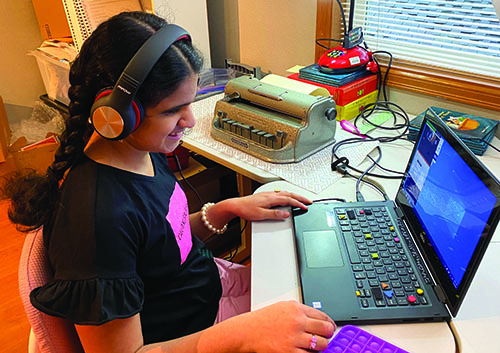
[315,0,500,112]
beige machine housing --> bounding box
[211,76,337,163]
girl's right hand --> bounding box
[241,300,336,352]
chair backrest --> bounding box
[18,229,85,353]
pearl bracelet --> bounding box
[201,202,228,234]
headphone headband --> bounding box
[112,24,191,100]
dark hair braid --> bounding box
[0,56,95,232]
[1,11,203,232]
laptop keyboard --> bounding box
[336,206,431,309]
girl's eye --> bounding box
[164,108,180,116]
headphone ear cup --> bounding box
[91,88,143,140]
[91,88,113,114]
[131,97,144,131]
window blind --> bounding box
[348,0,500,78]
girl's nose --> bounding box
[179,106,196,129]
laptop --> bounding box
[292,108,500,324]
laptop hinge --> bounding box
[433,285,447,303]
[394,206,404,218]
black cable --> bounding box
[366,155,405,176]
[224,220,248,262]
[331,136,404,180]
[355,146,383,201]
[370,51,393,103]
[172,152,205,208]
[346,169,390,201]
[331,101,411,180]
[356,101,410,136]
[315,38,343,50]
[371,55,385,102]
[313,197,347,203]
[315,0,347,51]
[485,141,500,153]
[337,0,348,42]
[375,52,392,99]
[333,160,392,201]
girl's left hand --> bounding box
[229,190,312,221]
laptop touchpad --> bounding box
[303,230,345,268]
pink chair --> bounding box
[18,229,84,353]
[213,257,251,323]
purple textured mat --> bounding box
[325,325,410,353]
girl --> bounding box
[3,11,335,353]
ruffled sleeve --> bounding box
[30,276,144,325]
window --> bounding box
[315,0,500,112]
[353,0,500,78]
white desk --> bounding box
[449,241,500,353]
[251,147,500,353]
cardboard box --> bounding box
[287,73,377,106]
[0,97,60,176]
[0,141,59,178]
[0,154,17,176]
[8,136,59,174]
[31,0,72,40]
[11,141,59,174]
[0,97,12,163]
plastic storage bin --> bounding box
[197,68,236,96]
[31,50,71,106]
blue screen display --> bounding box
[402,122,496,289]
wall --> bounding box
[154,0,211,67]
[206,0,240,68]
[0,1,46,122]
[238,0,317,76]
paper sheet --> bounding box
[188,94,379,194]
[84,0,142,30]
[260,74,330,97]
[286,65,305,74]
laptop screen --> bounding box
[396,108,500,316]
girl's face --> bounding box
[127,74,198,154]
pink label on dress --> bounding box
[166,183,192,264]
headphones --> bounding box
[90,24,191,140]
